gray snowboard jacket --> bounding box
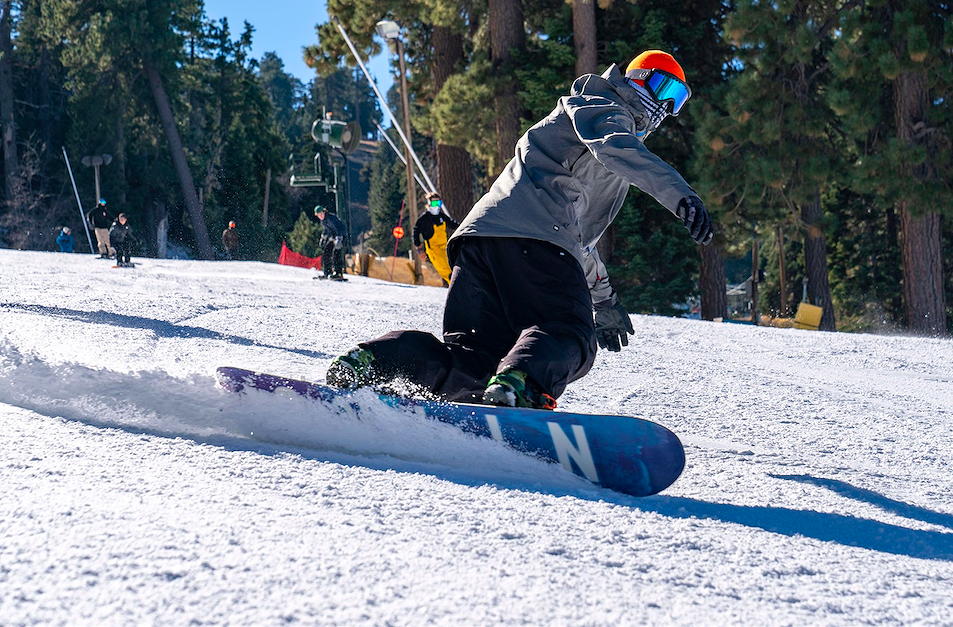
[448,63,698,305]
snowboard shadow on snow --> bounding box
[770,474,953,531]
[627,493,953,562]
[29,405,953,563]
[1,303,332,360]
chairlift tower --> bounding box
[288,114,361,245]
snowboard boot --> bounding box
[482,369,557,410]
[326,347,377,389]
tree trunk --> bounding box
[801,192,836,330]
[572,0,597,77]
[143,60,213,259]
[488,0,525,176]
[155,201,168,259]
[0,1,19,204]
[115,107,127,208]
[431,25,473,222]
[37,47,52,173]
[569,0,613,261]
[262,167,271,227]
[893,70,946,335]
[898,209,945,334]
[699,240,727,320]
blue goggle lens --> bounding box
[645,72,691,115]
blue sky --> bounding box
[203,0,394,97]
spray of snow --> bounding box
[0,340,588,493]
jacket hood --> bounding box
[569,63,647,125]
[601,63,647,115]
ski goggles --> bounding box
[625,68,692,116]
[428,199,443,208]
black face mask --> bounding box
[630,82,669,140]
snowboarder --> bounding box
[56,227,75,253]
[222,220,239,260]
[109,213,138,268]
[328,50,713,409]
[413,192,458,284]
[86,199,114,259]
[314,205,346,280]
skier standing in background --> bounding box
[222,220,239,260]
[314,205,346,280]
[110,213,138,268]
[328,51,713,409]
[86,199,114,259]
[413,192,458,284]
[56,227,75,253]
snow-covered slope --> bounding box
[1,249,951,625]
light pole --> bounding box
[376,19,421,283]
[81,153,112,203]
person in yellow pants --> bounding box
[413,192,458,283]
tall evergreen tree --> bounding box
[46,0,215,258]
[488,0,526,176]
[830,2,952,334]
[699,0,845,330]
[0,1,18,205]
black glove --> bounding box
[676,196,714,245]
[594,298,635,352]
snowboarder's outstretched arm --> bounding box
[564,93,713,245]
[565,93,696,213]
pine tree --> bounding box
[698,0,845,330]
[287,211,323,259]
[0,1,18,206]
[366,133,409,256]
[830,2,952,334]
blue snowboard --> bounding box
[216,366,685,497]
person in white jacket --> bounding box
[328,50,713,409]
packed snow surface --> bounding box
[1,249,952,625]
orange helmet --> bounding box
[626,50,686,83]
[625,50,691,116]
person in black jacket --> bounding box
[86,199,114,258]
[109,213,138,267]
[412,192,458,283]
[314,204,346,280]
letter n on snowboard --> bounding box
[547,423,599,483]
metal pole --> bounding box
[331,16,436,194]
[93,164,101,202]
[396,39,421,283]
[342,152,352,248]
[375,122,427,192]
[751,237,760,325]
[62,147,94,253]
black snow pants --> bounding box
[114,243,132,265]
[359,236,598,403]
[321,240,344,277]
